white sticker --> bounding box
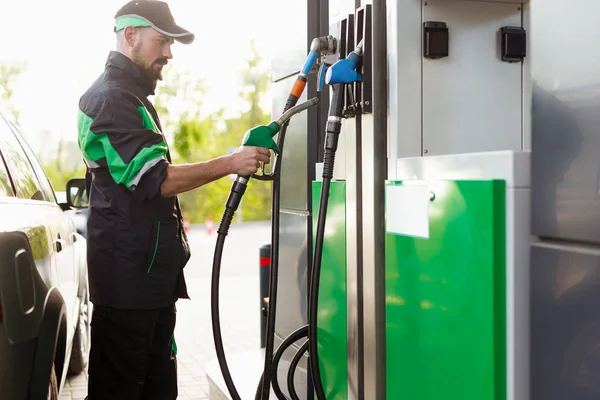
[385,184,430,238]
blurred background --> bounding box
[0,0,280,223]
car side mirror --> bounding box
[66,178,88,209]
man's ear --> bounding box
[123,26,138,47]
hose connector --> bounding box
[241,98,319,155]
[310,35,337,54]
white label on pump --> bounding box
[314,163,323,182]
[385,184,430,238]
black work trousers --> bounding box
[87,304,178,400]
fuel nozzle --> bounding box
[325,39,364,85]
[240,97,320,154]
[219,97,320,235]
[319,39,364,178]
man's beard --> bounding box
[144,65,163,82]
[132,45,164,83]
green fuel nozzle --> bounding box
[221,96,320,232]
[240,97,319,154]
[241,121,282,153]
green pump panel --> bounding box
[312,181,348,400]
[385,180,506,400]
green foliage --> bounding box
[0,59,82,194]
[157,39,273,224]
[154,65,208,130]
[44,161,87,195]
[232,41,273,222]
[42,138,87,193]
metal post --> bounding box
[361,1,388,399]
[259,242,271,348]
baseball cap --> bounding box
[114,0,195,45]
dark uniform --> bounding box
[78,50,191,399]
[78,2,195,397]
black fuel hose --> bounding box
[287,341,309,400]
[211,178,248,400]
[271,325,309,399]
[308,82,345,400]
[263,83,345,400]
[258,93,300,400]
[211,131,297,400]
[255,325,309,400]
[211,94,311,400]
[259,134,285,399]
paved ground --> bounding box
[61,221,271,400]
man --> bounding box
[77,1,270,399]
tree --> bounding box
[0,60,28,125]
[0,60,86,193]
[42,137,87,193]
[224,39,272,222]
[153,65,229,223]
[153,40,273,224]
[153,64,209,144]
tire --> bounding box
[48,365,59,400]
[68,286,90,375]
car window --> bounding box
[8,121,57,203]
[0,114,45,201]
[0,150,15,197]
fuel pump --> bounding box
[268,41,365,400]
[210,36,363,400]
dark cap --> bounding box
[114,0,194,45]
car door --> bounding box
[12,122,82,339]
[0,115,78,339]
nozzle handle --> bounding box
[241,122,281,153]
[241,97,319,181]
[325,47,364,86]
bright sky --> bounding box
[0,0,285,155]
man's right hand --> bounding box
[229,146,271,176]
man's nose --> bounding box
[164,45,173,60]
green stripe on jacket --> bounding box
[77,106,167,190]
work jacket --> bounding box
[78,51,190,309]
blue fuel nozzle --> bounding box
[325,51,363,85]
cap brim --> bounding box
[152,23,195,44]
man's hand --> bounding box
[159,146,272,197]
[229,146,271,176]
